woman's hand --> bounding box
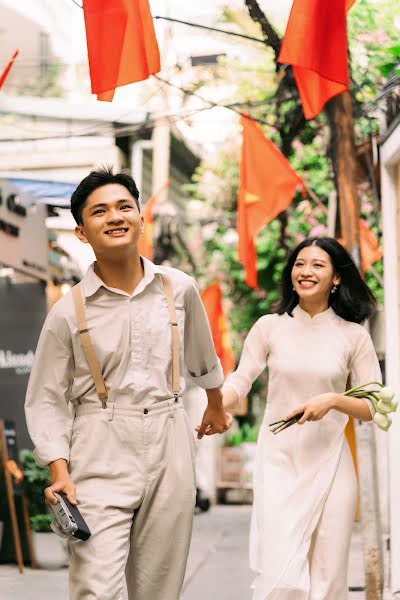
[283,393,335,425]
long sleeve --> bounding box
[183,278,224,389]
[25,311,74,467]
[223,317,270,402]
[350,326,382,387]
[349,325,382,416]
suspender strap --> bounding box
[160,274,180,398]
[71,285,108,409]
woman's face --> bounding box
[291,245,341,305]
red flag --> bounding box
[237,115,305,288]
[0,50,19,90]
[359,219,383,271]
[201,282,235,376]
[137,180,170,260]
[82,0,160,101]
[278,0,351,119]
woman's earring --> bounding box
[331,285,338,294]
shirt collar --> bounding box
[80,256,164,298]
[292,304,335,323]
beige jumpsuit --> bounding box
[25,258,224,600]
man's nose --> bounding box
[107,209,124,222]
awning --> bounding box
[6,178,76,207]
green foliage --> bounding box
[378,46,400,77]
[30,514,54,533]
[20,449,50,518]
[228,422,260,446]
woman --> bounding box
[222,237,381,600]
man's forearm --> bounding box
[205,387,223,405]
[49,458,69,482]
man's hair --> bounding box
[70,166,140,225]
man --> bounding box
[25,167,231,600]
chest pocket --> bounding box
[150,303,185,361]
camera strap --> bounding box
[71,272,180,408]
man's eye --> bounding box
[121,205,132,210]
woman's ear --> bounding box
[334,274,341,286]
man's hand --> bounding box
[45,458,77,506]
[196,388,233,439]
[283,393,335,425]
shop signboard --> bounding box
[0,178,48,281]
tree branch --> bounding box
[244,0,282,60]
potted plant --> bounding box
[20,449,68,569]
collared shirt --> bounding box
[25,258,223,467]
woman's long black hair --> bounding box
[274,237,377,324]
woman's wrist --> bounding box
[327,393,340,411]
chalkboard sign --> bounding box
[3,419,23,497]
[0,419,36,571]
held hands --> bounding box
[283,393,335,425]
[45,458,77,506]
[196,387,233,439]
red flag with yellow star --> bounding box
[237,115,305,288]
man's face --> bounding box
[74,183,144,258]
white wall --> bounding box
[380,122,400,595]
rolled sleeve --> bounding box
[184,278,224,389]
[25,311,74,467]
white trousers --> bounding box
[265,441,358,600]
[67,399,196,600]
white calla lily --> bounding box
[390,399,398,412]
[377,399,393,414]
[379,387,395,402]
[373,412,392,431]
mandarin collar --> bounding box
[292,304,336,323]
[80,256,163,298]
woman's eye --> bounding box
[93,209,104,214]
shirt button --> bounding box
[143,408,149,414]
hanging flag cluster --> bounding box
[82,0,160,101]
[278,0,355,120]
[237,115,305,288]
[137,180,170,260]
[0,49,19,90]
[201,282,235,376]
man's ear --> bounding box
[75,224,89,244]
[140,215,144,233]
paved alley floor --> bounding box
[1,505,367,599]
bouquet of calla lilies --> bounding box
[269,382,398,435]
